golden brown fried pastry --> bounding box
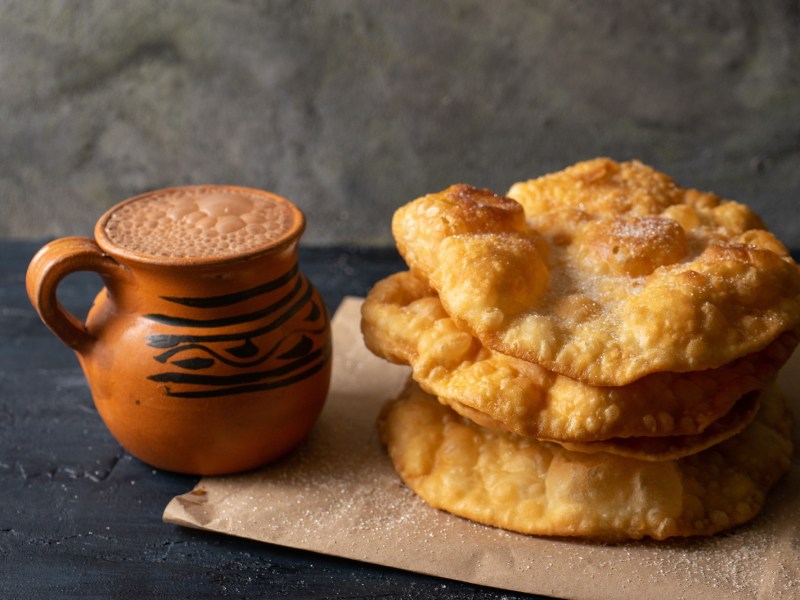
[553,391,759,461]
[392,160,800,385]
[391,183,533,282]
[361,270,797,442]
[379,381,792,540]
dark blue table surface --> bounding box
[0,240,546,600]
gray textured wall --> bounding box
[2,1,799,248]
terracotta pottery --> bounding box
[26,185,332,475]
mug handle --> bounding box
[26,237,126,354]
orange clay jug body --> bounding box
[26,185,331,475]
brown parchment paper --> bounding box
[164,297,800,600]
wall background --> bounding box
[2,0,799,248]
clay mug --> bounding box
[26,185,332,475]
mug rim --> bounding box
[94,184,306,267]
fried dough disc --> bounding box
[545,391,759,461]
[361,270,797,442]
[378,381,792,540]
[392,160,800,385]
[391,183,532,282]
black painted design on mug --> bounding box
[144,269,328,398]
[144,276,304,328]
[158,263,299,308]
[144,279,314,349]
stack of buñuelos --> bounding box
[362,158,800,540]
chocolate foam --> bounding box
[101,186,300,259]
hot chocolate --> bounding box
[27,184,330,474]
[101,186,300,259]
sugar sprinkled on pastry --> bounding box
[392,159,800,385]
[368,158,799,541]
